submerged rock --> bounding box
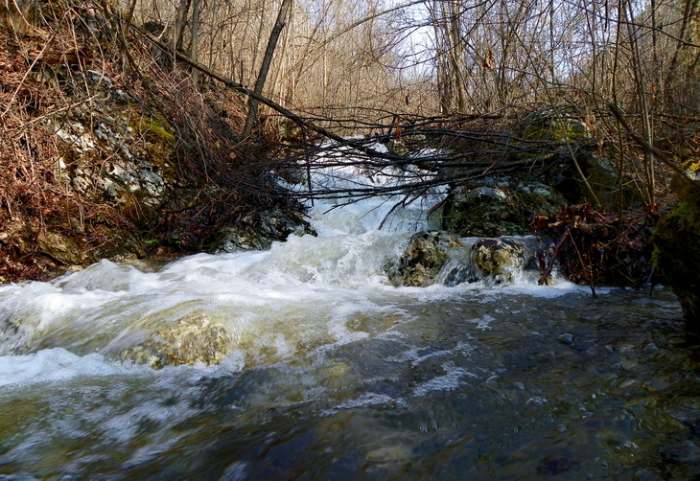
[120,313,232,368]
[387,231,463,287]
[558,333,575,346]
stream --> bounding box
[0,157,699,480]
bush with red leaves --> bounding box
[534,205,659,291]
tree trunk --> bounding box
[189,0,202,84]
[243,0,294,136]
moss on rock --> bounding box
[386,231,463,287]
[441,181,566,237]
[471,238,526,283]
[654,171,700,326]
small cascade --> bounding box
[0,142,572,373]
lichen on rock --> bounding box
[386,231,463,287]
[470,238,526,283]
[120,313,233,368]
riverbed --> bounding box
[0,162,698,480]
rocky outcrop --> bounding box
[386,231,531,287]
[50,72,174,211]
[0,11,311,283]
[217,207,316,252]
[120,313,233,368]
[387,231,462,287]
[470,238,526,283]
[440,178,566,237]
[654,164,700,326]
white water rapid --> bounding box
[0,144,691,481]
[0,149,589,386]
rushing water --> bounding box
[0,158,699,480]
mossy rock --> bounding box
[519,110,591,143]
[139,113,175,143]
[471,238,526,283]
[654,170,700,326]
[442,185,527,237]
[128,109,176,182]
[441,182,566,237]
[386,231,463,287]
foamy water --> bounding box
[0,146,690,481]
[0,155,587,388]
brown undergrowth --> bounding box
[0,0,294,282]
[534,205,659,292]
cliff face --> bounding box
[0,2,305,282]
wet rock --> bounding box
[258,207,315,240]
[366,444,412,464]
[120,313,232,368]
[659,440,700,465]
[441,179,566,237]
[388,233,532,287]
[387,231,463,287]
[470,238,526,283]
[632,469,664,481]
[536,455,580,475]
[558,333,574,346]
[217,207,315,252]
[36,231,87,265]
[218,226,272,251]
[441,183,525,237]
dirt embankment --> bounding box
[0,1,307,282]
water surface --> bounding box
[0,162,697,480]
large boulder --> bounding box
[120,313,233,368]
[470,238,527,283]
[518,109,591,144]
[441,179,566,237]
[386,232,531,287]
[516,109,634,208]
[386,231,463,287]
[654,164,700,326]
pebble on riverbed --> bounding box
[558,333,575,345]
